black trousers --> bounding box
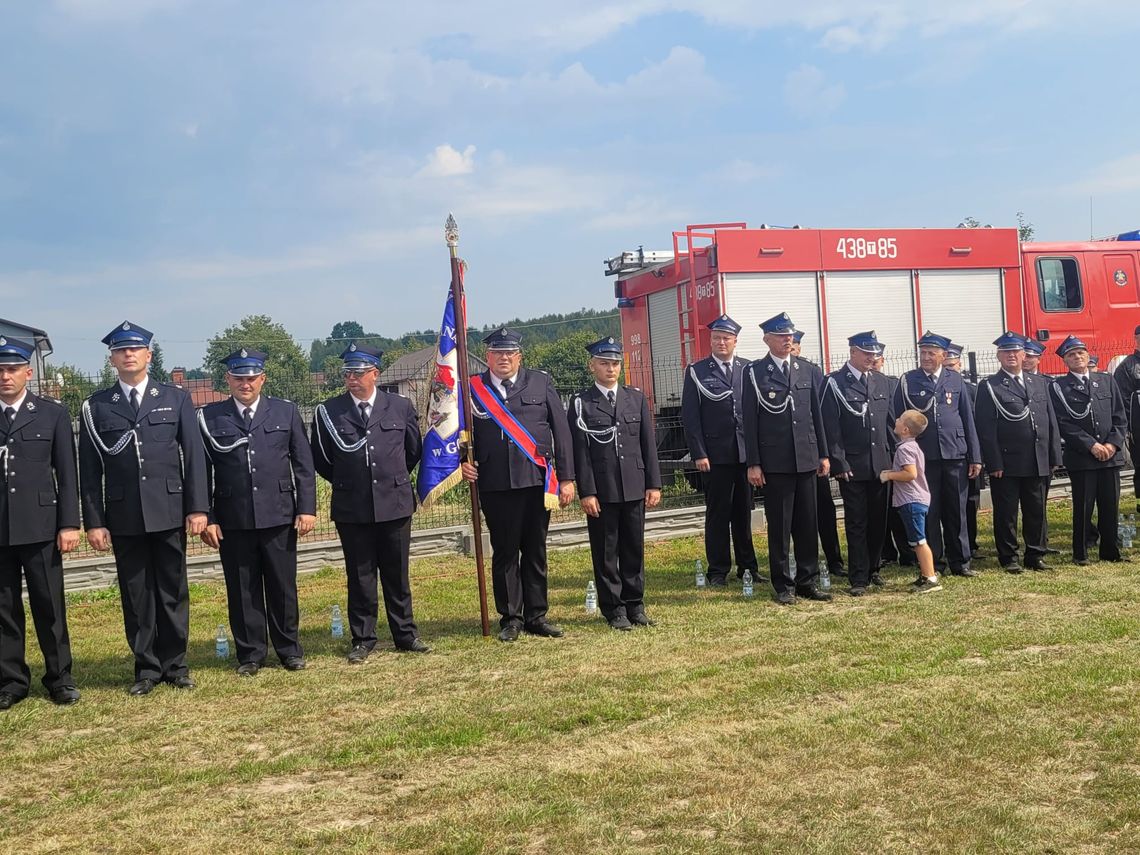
[219,524,302,665]
[967,473,983,552]
[990,474,1049,566]
[586,499,646,620]
[112,528,190,682]
[838,478,888,588]
[0,540,73,697]
[817,476,844,570]
[481,486,551,628]
[336,517,417,648]
[925,459,971,572]
[763,471,819,594]
[1070,468,1121,562]
[1130,435,1140,500]
[702,464,757,581]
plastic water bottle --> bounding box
[331,604,345,639]
[742,569,754,598]
[1129,514,1137,548]
[695,558,706,588]
[585,580,598,615]
[214,625,229,659]
[789,554,797,574]
[819,564,831,592]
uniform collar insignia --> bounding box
[25,401,34,412]
[149,386,159,396]
[111,392,121,402]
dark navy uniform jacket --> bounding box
[742,354,828,474]
[79,382,208,535]
[199,396,316,530]
[568,385,661,503]
[1113,351,1140,438]
[974,372,1061,477]
[821,366,893,481]
[0,394,80,546]
[470,368,574,492]
[681,356,749,465]
[892,368,981,464]
[1051,372,1127,471]
[311,391,421,524]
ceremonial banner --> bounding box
[417,289,464,507]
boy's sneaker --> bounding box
[912,575,943,594]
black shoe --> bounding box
[48,685,80,706]
[829,564,848,578]
[707,576,728,588]
[608,615,633,631]
[1074,558,1089,566]
[236,662,260,678]
[870,572,885,587]
[347,644,373,663]
[0,690,24,710]
[1102,556,1127,563]
[629,611,655,627]
[848,586,868,597]
[1025,559,1050,571]
[397,638,431,653]
[524,620,564,638]
[971,547,985,558]
[167,675,196,690]
[775,590,796,605]
[498,624,521,642]
[797,586,833,602]
[129,678,156,696]
[1002,562,1023,574]
[952,567,979,578]
[282,656,306,671]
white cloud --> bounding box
[417,144,476,178]
[1064,152,1140,196]
[783,65,845,118]
[708,159,780,184]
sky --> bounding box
[1,0,1136,371]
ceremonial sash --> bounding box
[470,375,560,510]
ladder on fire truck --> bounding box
[672,223,747,365]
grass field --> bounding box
[3,505,1140,854]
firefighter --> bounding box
[1051,335,1127,565]
[821,331,892,596]
[460,329,576,641]
[680,315,758,587]
[892,331,982,578]
[743,313,831,605]
[943,343,984,560]
[792,330,846,579]
[79,321,209,696]
[0,336,81,710]
[1112,324,1140,514]
[1023,339,1046,375]
[974,332,1061,573]
[567,337,661,630]
[311,342,430,658]
[199,349,316,675]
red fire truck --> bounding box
[608,223,1140,419]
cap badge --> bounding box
[607,337,614,344]
[0,337,6,346]
[240,348,248,358]
[122,322,131,331]
[349,343,357,352]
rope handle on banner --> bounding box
[981,379,1031,422]
[573,396,617,445]
[748,367,794,414]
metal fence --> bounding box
[46,337,1138,561]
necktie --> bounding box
[129,388,139,413]
[859,373,868,389]
[781,361,789,380]
[607,390,616,407]
[4,407,14,423]
[358,401,370,423]
[721,361,730,380]
[501,379,513,398]
[243,407,253,429]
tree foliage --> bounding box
[525,330,602,390]
[1016,211,1035,242]
[43,362,98,416]
[149,341,171,383]
[309,320,393,370]
[203,315,311,401]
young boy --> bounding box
[880,410,942,593]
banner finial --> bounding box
[445,213,459,248]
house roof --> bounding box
[377,345,487,384]
[0,317,53,356]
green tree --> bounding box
[98,358,116,388]
[149,341,171,382]
[1016,211,1035,242]
[525,330,599,390]
[309,320,394,370]
[43,362,98,417]
[203,315,311,402]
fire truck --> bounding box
[607,223,1140,425]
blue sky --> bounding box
[1,1,1135,371]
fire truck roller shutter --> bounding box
[647,286,684,405]
[721,272,822,363]
[917,269,1006,369]
[822,270,915,373]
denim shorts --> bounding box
[897,502,929,546]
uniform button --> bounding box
[8,488,13,493]
[370,446,375,450]
[373,479,378,484]
[366,430,371,436]
[251,468,256,472]
[250,450,256,455]
[253,486,258,491]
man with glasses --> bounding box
[199,349,316,676]
[79,321,208,696]
[680,315,757,586]
[461,328,575,641]
[311,342,429,659]
[0,336,81,709]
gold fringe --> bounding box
[419,468,465,510]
